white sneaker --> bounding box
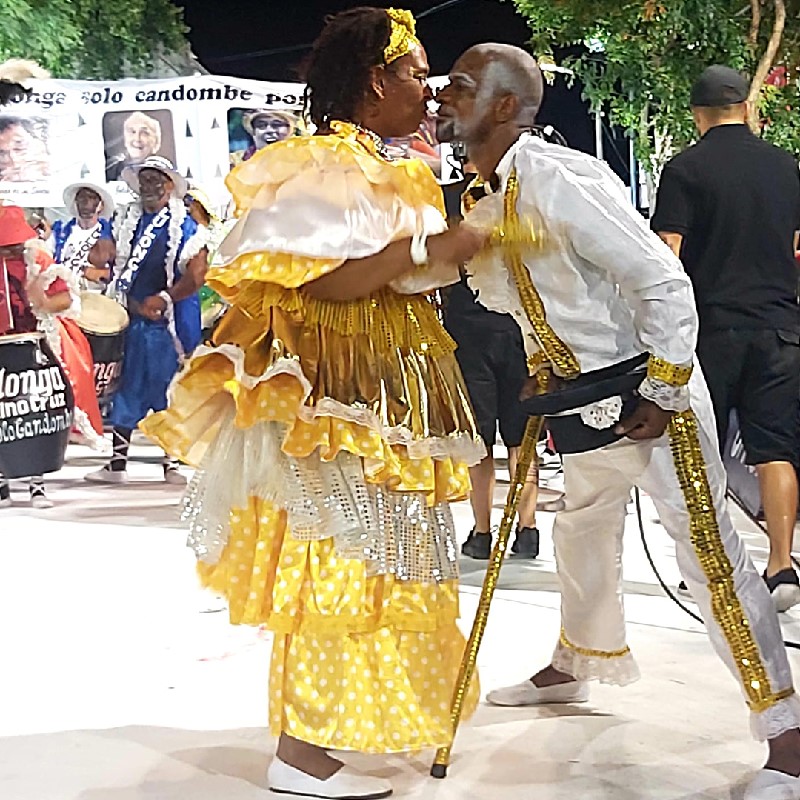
[486,678,589,707]
[85,467,129,484]
[163,468,187,486]
[744,768,800,799]
[30,493,54,509]
[267,758,392,799]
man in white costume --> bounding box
[436,43,800,798]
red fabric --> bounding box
[56,317,103,437]
[0,206,38,246]
[4,256,38,333]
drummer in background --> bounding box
[51,182,116,292]
[85,156,207,485]
[0,206,72,508]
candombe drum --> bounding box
[0,332,75,478]
[76,292,129,403]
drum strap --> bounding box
[114,206,171,297]
[61,222,103,276]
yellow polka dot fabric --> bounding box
[199,496,479,753]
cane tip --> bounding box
[430,764,448,779]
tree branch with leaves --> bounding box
[508,0,800,172]
[0,0,191,79]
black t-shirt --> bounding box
[651,124,800,333]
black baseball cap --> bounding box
[690,65,749,107]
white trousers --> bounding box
[551,372,800,740]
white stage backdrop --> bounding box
[0,74,460,211]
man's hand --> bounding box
[83,266,110,284]
[614,399,673,440]
[138,294,168,321]
[427,225,487,265]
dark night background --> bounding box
[172,0,630,179]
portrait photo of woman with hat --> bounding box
[228,107,303,166]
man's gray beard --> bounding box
[436,117,458,143]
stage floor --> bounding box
[2,436,800,800]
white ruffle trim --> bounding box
[179,225,210,268]
[180,343,487,466]
[750,693,800,742]
[71,407,108,452]
[637,376,690,412]
[182,412,461,583]
[580,396,623,430]
[552,642,641,687]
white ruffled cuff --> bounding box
[637,376,690,412]
[750,693,800,741]
[552,642,641,687]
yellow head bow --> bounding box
[384,8,420,64]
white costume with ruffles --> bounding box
[465,133,800,740]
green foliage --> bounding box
[509,0,800,169]
[0,0,189,79]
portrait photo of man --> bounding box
[0,116,51,183]
[104,110,176,183]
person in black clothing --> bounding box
[652,65,800,611]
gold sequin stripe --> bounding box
[431,415,544,778]
[669,410,793,713]
[648,355,692,386]
[503,170,580,379]
[559,629,631,659]
[235,282,456,359]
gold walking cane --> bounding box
[431,413,544,778]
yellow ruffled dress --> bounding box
[141,121,485,753]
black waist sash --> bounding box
[522,353,649,455]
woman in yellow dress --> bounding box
[142,7,485,798]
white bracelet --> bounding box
[410,230,429,266]
[157,290,174,313]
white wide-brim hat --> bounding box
[122,156,188,199]
[62,181,115,218]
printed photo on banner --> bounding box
[0,116,51,183]
[227,108,304,167]
[103,109,177,183]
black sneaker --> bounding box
[511,526,540,559]
[764,568,800,613]
[461,529,492,560]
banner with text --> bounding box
[0,74,459,211]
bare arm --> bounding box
[305,227,486,302]
[136,249,209,321]
[657,231,683,258]
[168,249,209,303]
[37,291,72,314]
[87,238,115,269]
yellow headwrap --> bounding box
[384,8,420,64]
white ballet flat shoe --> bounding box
[744,768,800,799]
[267,758,392,799]
[486,678,589,707]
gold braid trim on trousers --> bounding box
[669,410,794,713]
[503,170,580,380]
[559,629,631,659]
